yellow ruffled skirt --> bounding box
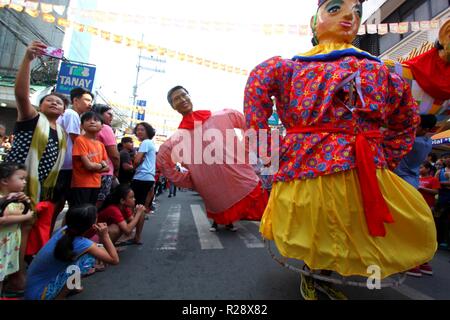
[260,169,437,279]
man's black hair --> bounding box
[93,104,111,115]
[80,111,103,124]
[70,87,94,104]
[435,40,444,51]
[428,152,438,163]
[167,85,188,105]
[420,114,437,130]
[121,136,133,144]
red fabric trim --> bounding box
[287,126,394,237]
[26,201,55,256]
[207,182,268,225]
[404,48,450,101]
[178,110,212,130]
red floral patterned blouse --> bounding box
[244,51,419,183]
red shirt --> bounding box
[419,176,440,207]
[97,205,133,225]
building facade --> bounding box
[358,0,449,59]
[0,1,68,134]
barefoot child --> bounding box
[97,184,145,245]
[0,163,34,298]
[25,204,119,300]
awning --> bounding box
[432,129,450,145]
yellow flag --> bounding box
[195,57,203,65]
[147,44,157,52]
[158,47,167,56]
[57,18,70,27]
[74,23,85,32]
[101,30,111,40]
[113,35,123,43]
[167,50,176,58]
[42,13,56,23]
[9,4,24,12]
[126,37,136,47]
[25,9,39,17]
[87,26,99,36]
[137,41,146,49]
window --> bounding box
[414,2,430,21]
[380,33,401,53]
[431,0,450,17]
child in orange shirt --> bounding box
[71,112,109,207]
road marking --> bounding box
[392,284,435,300]
[155,204,181,250]
[191,204,224,250]
[235,223,264,248]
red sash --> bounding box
[287,126,394,237]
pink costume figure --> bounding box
[157,86,268,231]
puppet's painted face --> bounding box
[312,0,362,44]
[439,20,450,63]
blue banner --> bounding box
[432,137,450,145]
[137,100,147,107]
[56,61,96,95]
[136,109,145,121]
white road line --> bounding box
[191,204,224,250]
[235,223,264,248]
[392,284,435,300]
[155,204,181,250]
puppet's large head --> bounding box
[438,19,450,63]
[311,0,366,45]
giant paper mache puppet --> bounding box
[244,0,437,300]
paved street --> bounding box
[69,190,450,300]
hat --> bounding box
[318,0,366,8]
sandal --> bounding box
[116,239,140,247]
[95,262,106,272]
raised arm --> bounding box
[15,41,47,121]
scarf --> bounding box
[178,110,212,130]
[25,113,67,209]
[404,48,450,101]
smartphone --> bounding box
[43,46,64,59]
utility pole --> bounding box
[130,34,166,128]
[131,34,144,127]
